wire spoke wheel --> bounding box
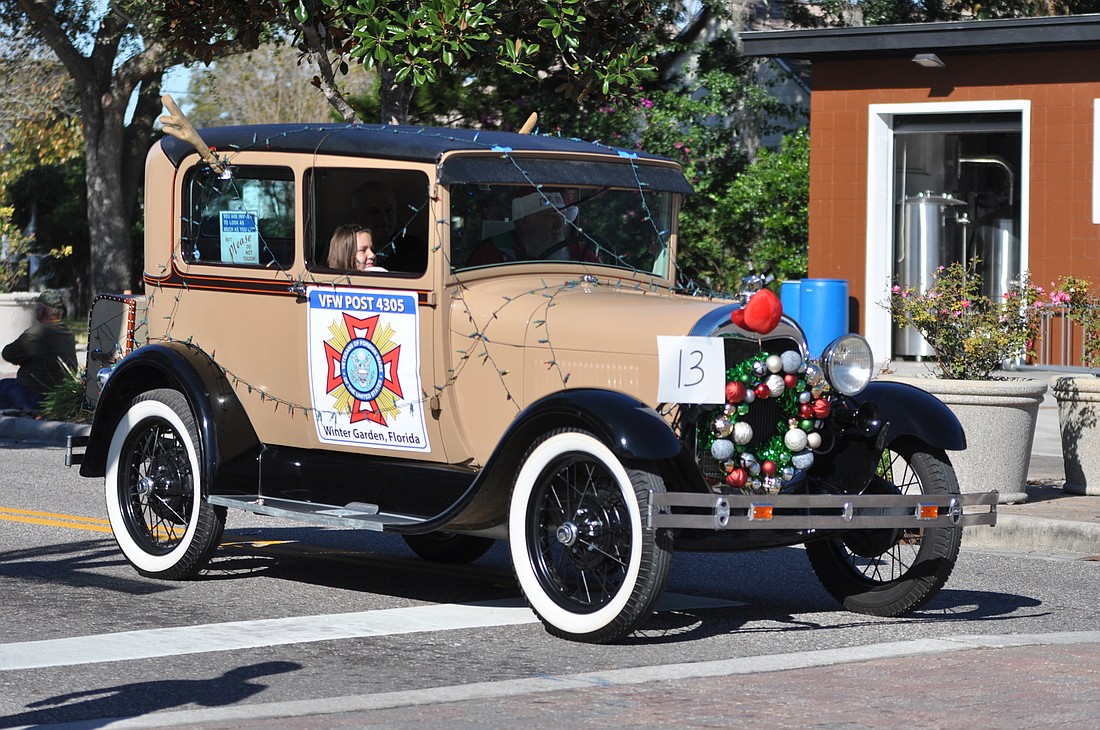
[530,454,634,612]
[806,437,962,616]
[509,430,671,643]
[105,389,224,579]
[119,420,194,553]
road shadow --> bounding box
[627,587,1047,644]
[0,660,300,729]
[0,539,174,595]
[196,526,518,604]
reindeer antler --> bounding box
[159,94,225,175]
[518,112,538,135]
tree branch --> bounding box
[296,19,360,123]
[123,73,164,220]
[13,0,94,88]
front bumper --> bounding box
[648,491,998,531]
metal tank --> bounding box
[893,191,966,358]
[975,210,1019,302]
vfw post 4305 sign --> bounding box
[306,287,429,452]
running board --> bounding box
[207,495,426,531]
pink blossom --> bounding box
[891,285,901,293]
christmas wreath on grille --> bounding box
[699,349,832,491]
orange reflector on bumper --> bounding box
[916,503,939,520]
[749,503,774,521]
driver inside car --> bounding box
[468,190,593,265]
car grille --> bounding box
[691,335,804,486]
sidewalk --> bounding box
[1,363,1097,554]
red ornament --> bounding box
[812,398,832,419]
[799,403,814,418]
[754,382,771,399]
[761,460,778,476]
[725,468,748,488]
[731,288,783,335]
[784,373,799,389]
[725,381,747,403]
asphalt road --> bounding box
[2,442,1099,728]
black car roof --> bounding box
[160,123,674,167]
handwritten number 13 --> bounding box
[679,349,705,387]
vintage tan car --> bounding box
[69,121,997,643]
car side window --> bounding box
[307,167,430,276]
[182,165,296,268]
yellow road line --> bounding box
[0,506,111,524]
[0,507,114,534]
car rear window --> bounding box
[181,165,296,269]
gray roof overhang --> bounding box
[741,13,1100,61]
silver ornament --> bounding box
[781,350,802,374]
[791,450,815,470]
[711,438,735,461]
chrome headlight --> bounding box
[821,334,872,396]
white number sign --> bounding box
[657,336,725,404]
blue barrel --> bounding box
[799,279,849,358]
[780,280,801,324]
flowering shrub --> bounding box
[1047,275,1100,368]
[886,259,1042,380]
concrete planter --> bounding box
[1050,375,1100,496]
[0,292,38,353]
[879,375,1047,504]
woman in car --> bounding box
[327,224,387,272]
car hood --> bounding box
[451,273,735,355]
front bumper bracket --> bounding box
[648,490,998,531]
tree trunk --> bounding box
[378,63,414,125]
[81,93,133,296]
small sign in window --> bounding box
[219,211,260,265]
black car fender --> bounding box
[436,388,702,533]
[808,379,966,491]
[79,343,260,493]
[855,380,966,451]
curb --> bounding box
[964,515,1100,555]
[0,415,90,446]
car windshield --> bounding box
[448,184,675,277]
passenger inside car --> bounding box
[350,181,427,273]
[327,224,386,272]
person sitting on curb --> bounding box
[0,290,78,413]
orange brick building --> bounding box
[742,15,1100,363]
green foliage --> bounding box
[1047,275,1100,368]
[0,205,30,293]
[886,259,1042,380]
[610,68,803,293]
[725,130,810,284]
[39,361,90,423]
[317,0,663,102]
